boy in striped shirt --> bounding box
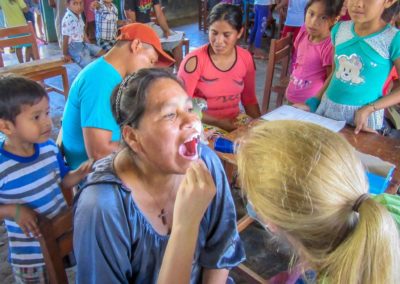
[0,75,92,283]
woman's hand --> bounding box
[216,118,238,132]
[158,161,216,284]
[15,205,41,238]
[354,106,378,134]
[173,161,216,230]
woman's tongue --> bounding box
[179,138,198,158]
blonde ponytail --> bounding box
[322,198,400,284]
[236,121,400,283]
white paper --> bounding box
[160,31,184,43]
[261,105,346,132]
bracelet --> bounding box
[15,204,20,222]
[368,102,378,112]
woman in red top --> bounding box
[178,3,260,132]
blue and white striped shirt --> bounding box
[0,140,69,267]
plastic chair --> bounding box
[261,33,292,113]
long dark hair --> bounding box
[305,0,344,19]
[382,1,400,23]
[207,3,243,32]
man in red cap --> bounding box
[62,23,175,170]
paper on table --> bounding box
[160,31,184,43]
[261,105,346,132]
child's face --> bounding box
[68,0,84,15]
[305,1,333,41]
[347,0,390,25]
[9,97,52,145]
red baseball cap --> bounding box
[117,23,175,67]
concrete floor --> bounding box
[0,18,290,283]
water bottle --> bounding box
[214,137,235,154]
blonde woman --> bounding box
[237,120,400,284]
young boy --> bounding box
[0,75,92,283]
[91,0,119,52]
[62,0,105,68]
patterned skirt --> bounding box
[316,95,384,130]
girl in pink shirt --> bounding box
[285,0,343,104]
[178,3,260,132]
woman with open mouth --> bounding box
[72,68,245,283]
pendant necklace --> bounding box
[158,208,167,226]
[146,187,175,234]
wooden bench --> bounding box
[0,57,69,98]
[0,22,69,98]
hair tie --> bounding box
[115,73,137,124]
[353,193,369,212]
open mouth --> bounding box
[179,135,200,160]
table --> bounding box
[0,57,69,98]
[211,120,400,194]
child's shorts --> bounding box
[316,95,384,130]
[146,22,182,52]
[96,38,116,52]
[24,11,35,25]
[13,265,48,284]
[68,42,102,68]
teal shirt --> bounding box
[62,57,122,169]
[326,21,400,106]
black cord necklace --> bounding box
[145,184,176,234]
